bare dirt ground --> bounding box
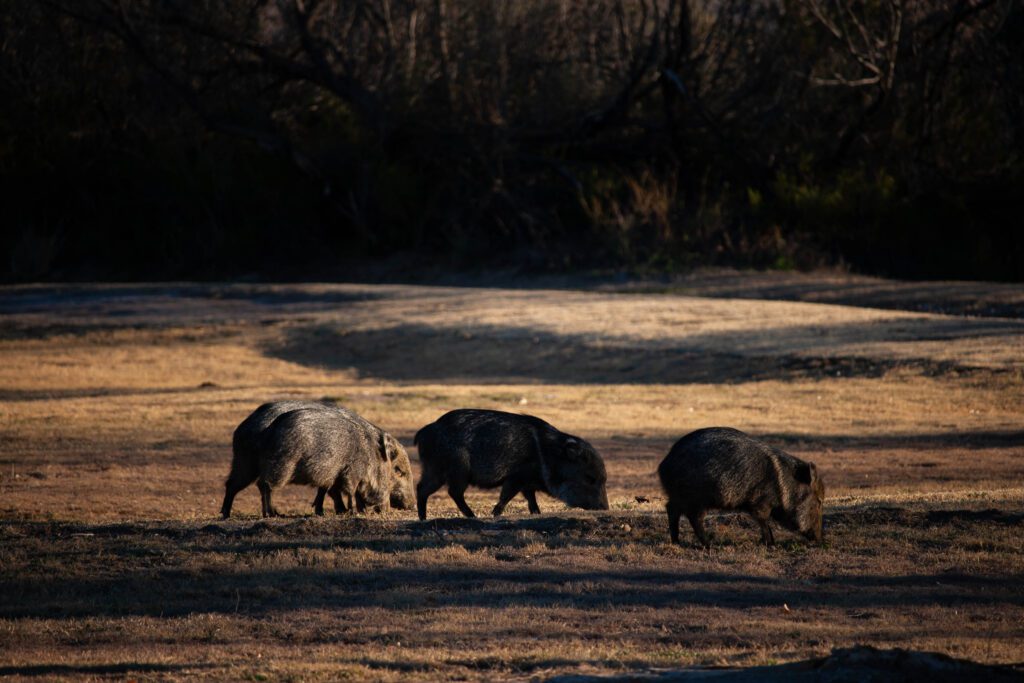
[1,272,1022,680]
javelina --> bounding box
[221,401,415,518]
[222,400,309,518]
[309,424,415,516]
[414,409,609,520]
[657,427,824,547]
[254,408,395,517]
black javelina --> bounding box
[658,427,824,547]
[414,409,609,520]
[221,401,414,518]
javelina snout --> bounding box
[793,467,825,543]
[541,438,610,511]
[382,433,416,511]
[658,427,825,547]
[414,409,609,520]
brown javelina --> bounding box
[221,401,415,518]
[658,427,824,547]
[414,409,609,520]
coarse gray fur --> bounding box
[221,401,414,518]
[414,409,610,520]
[256,408,392,517]
[657,427,825,547]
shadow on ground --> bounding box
[0,663,217,677]
[265,320,1020,385]
[3,509,1022,620]
[598,272,1024,319]
[0,284,385,316]
[5,563,1020,619]
[598,430,1024,454]
[546,646,1024,682]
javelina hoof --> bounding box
[692,537,713,550]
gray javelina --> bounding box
[253,408,394,517]
[309,427,415,517]
[657,427,824,547]
[222,400,310,518]
[221,401,414,518]
[414,409,609,520]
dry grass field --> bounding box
[1,273,1023,680]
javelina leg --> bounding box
[492,480,521,516]
[338,485,362,514]
[416,472,445,521]
[257,481,279,518]
[328,488,346,514]
[522,490,541,515]
[448,483,476,518]
[751,509,775,546]
[666,500,682,545]
[221,477,252,519]
[687,509,711,547]
[312,488,327,516]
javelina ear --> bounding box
[794,462,813,485]
[377,432,393,462]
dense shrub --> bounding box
[2,0,1021,280]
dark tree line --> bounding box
[2,0,1022,280]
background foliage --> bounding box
[2,0,1022,280]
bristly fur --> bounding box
[221,401,414,518]
[658,427,824,547]
[414,408,609,520]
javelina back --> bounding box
[414,409,609,520]
[221,401,414,518]
[657,427,824,547]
